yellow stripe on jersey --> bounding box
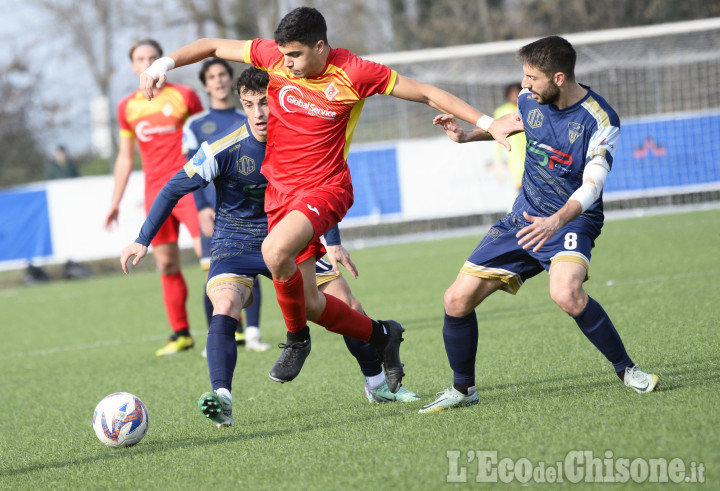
[344,99,366,161]
[460,261,523,295]
[208,125,250,155]
[582,96,612,128]
[183,160,196,178]
[384,70,398,95]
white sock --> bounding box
[216,387,232,402]
[365,372,386,389]
[245,326,261,341]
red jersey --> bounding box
[244,39,397,194]
[117,83,203,188]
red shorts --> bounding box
[265,181,354,264]
[145,184,200,246]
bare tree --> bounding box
[0,59,50,187]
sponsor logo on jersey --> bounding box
[527,109,544,129]
[527,140,572,170]
[324,82,338,101]
[307,204,320,215]
[236,155,256,176]
[135,120,177,142]
[568,122,584,143]
[279,85,338,120]
[192,148,207,166]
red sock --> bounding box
[273,268,307,333]
[316,293,373,342]
[161,272,189,333]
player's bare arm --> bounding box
[104,136,136,230]
[433,112,524,148]
[326,244,359,279]
[140,38,248,100]
[391,75,518,149]
[120,242,148,274]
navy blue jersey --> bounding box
[138,122,268,247]
[513,85,620,236]
[182,107,247,211]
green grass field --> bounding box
[1,209,718,489]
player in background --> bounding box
[139,7,514,393]
[493,83,526,197]
[182,57,268,352]
[105,39,204,356]
[121,68,421,427]
[420,36,659,413]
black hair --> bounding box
[129,39,163,61]
[274,6,328,47]
[199,58,234,86]
[517,36,576,80]
[234,66,269,95]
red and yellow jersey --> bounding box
[244,39,397,194]
[117,83,203,188]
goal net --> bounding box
[340,17,720,237]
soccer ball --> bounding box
[92,392,149,448]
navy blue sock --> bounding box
[246,278,262,327]
[343,336,383,377]
[573,296,633,373]
[207,314,238,392]
[203,291,213,329]
[443,311,478,387]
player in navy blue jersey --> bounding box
[182,58,268,352]
[421,36,659,413]
[121,67,420,427]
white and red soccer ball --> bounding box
[92,392,149,448]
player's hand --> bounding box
[139,72,166,101]
[198,207,216,237]
[433,114,468,143]
[516,211,561,252]
[120,242,148,274]
[104,207,119,231]
[489,112,524,151]
[326,244,359,279]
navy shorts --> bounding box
[462,214,597,294]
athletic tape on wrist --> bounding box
[143,56,175,79]
[476,115,495,132]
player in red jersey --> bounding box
[105,39,204,356]
[139,7,511,391]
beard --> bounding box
[535,83,560,105]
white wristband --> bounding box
[143,56,175,79]
[476,115,494,132]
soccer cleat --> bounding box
[245,327,271,352]
[623,365,659,393]
[375,320,405,393]
[245,336,271,352]
[235,331,246,346]
[155,335,194,356]
[201,347,207,358]
[198,391,233,427]
[365,381,421,403]
[418,386,479,414]
[269,338,311,383]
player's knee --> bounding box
[444,285,473,317]
[261,238,290,273]
[550,288,585,316]
[156,259,179,275]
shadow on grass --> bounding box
[1,407,406,478]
